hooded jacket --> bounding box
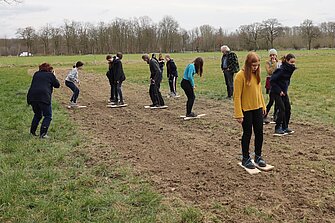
[270,62,296,95]
[112,57,125,82]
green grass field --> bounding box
[0,50,334,222]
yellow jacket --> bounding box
[233,70,266,118]
[265,59,278,76]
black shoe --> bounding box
[254,155,266,167]
[284,128,294,134]
[186,112,197,117]
[150,104,158,107]
[242,157,256,169]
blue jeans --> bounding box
[30,102,52,136]
[65,80,80,103]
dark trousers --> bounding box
[181,79,195,115]
[30,102,52,136]
[266,92,277,118]
[273,94,291,130]
[241,108,264,159]
[169,76,177,94]
[65,80,79,103]
[114,81,123,103]
[223,70,234,97]
[108,78,116,101]
[149,82,164,106]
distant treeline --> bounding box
[1,16,335,56]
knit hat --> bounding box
[268,49,277,55]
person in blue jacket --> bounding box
[27,63,60,138]
[270,53,297,135]
[180,57,204,117]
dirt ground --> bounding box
[54,70,335,223]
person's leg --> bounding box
[273,94,285,131]
[40,102,52,138]
[227,71,234,98]
[117,81,123,103]
[223,71,230,97]
[30,102,42,135]
[108,78,115,102]
[173,76,177,95]
[241,110,255,169]
[266,92,275,115]
[65,81,79,103]
[149,83,158,106]
[253,108,264,157]
[282,95,291,130]
[181,79,195,115]
[155,83,165,106]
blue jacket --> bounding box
[270,62,296,94]
[182,64,196,87]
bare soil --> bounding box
[54,70,335,223]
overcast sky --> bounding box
[1,0,334,38]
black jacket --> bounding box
[149,58,161,83]
[27,71,60,105]
[112,58,126,82]
[166,59,178,78]
[270,62,296,95]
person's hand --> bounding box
[280,91,285,96]
[263,110,267,116]
[236,118,243,124]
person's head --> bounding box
[282,53,296,65]
[158,53,163,60]
[106,55,112,61]
[142,54,150,64]
[268,48,278,60]
[116,52,123,60]
[243,52,261,85]
[151,53,157,59]
[193,57,204,77]
[39,63,52,72]
[165,54,171,61]
[74,61,84,69]
[220,45,230,54]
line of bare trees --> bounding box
[1,16,335,56]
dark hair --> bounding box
[282,53,295,63]
[116,52,123,60]
[74,61,84,68]
[106,55,112,60]
[39,63,52,72]
[193,57,204,77]
[243,52,261,85]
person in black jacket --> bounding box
[27,63,60,138]
[142,54,165,107]
[270,53,297,135]
[112,52,126,105]
[165,54,178,97]
[106,55,116,103]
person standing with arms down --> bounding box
[27,63,60,138]
[106,55,116,104]
[165,54,178,97]
[142,54,165,107]
[221,45,240,99]
[112,52,126,105]
[234,52,267,169]
[270,53,297,136]
[181,57,204,117]
[264,49,280,123]
[65,61,84,107]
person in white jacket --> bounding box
[65,61,84,107]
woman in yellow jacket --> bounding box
[234,52,267,169]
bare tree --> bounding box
[320,22,335,48]
[1,0,22,4]
[158,16,180,52]
[16,26,36,53]
[39,24,52,55]
[300,19,320,50]
[199,24,216,52]
[261,18,283,49]
[238,22,262,50]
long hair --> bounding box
[243,52,260,85]
[193,57,204,77]
[281,53,295,63]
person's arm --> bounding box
[185,64,195,87]
[233,72,244,121]
[52,73,60,88]
[265,61,276,75]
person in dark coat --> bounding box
[106,55,116,103]
[112,52,126,105]
[142,54,165,107]
[165,54,178,97]
[27,63,60,138]
[270,53,297,135]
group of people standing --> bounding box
[26,47,297,171]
